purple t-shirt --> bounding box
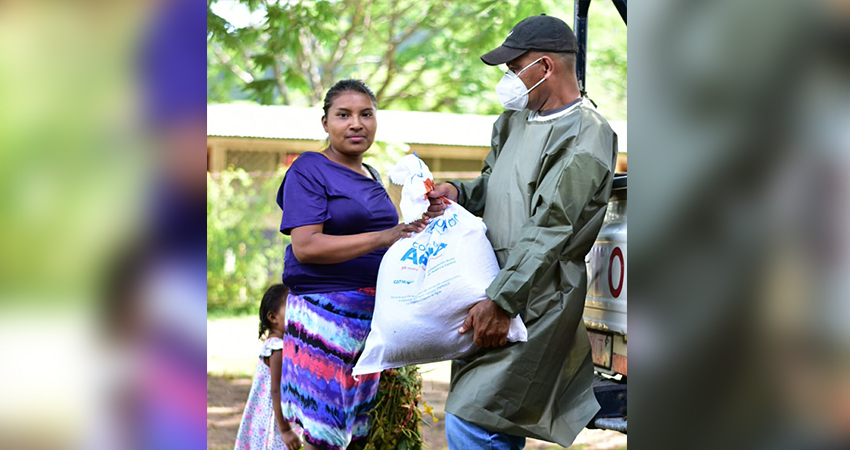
[276,152,399,294]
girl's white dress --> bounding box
[234,337,286,450]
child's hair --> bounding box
[322,79,377,118]
[258,284,289,340]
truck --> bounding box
[584,173,627,433]
[577,0,628,434]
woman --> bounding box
[276,79,427,450]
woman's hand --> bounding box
[281,428,302,449]
[379,217,429,247]
[291,217,429,264]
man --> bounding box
[427,14,618,449]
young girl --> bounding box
[235,284,302,450]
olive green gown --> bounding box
[446,99,617,447]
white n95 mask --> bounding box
[495,57,546,110]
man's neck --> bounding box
[537,77,582,112]
[539,90,581,113]
[538,97,583,117]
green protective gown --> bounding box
[445,99,617,446]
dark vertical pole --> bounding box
[611,0,627,25]
[574,0,591,95]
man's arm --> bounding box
[487,130,615,316]
[427,113,509,217]
[427,148,494,217]
[449,149,496,215]
[455,149,612,345]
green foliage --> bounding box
[583,0,627,119]
[207,168,289,315]
[207,0,626,119]
[364,141,409,181]
[206,142,409,315]
[364,366,435,450]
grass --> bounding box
[208,315,262,377]
[207,306,257,320]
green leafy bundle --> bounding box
[363,366,437,450]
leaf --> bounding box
[207,168,288,314]
[251,53,276,71]
[209,0,625,114]
[242,78,279,104]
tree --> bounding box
[208,0,627,119]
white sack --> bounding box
[353,157,527,376]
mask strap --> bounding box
[527,77,546,91]
[516,57,543,76]
[506,77,546,104]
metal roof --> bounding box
[207,103,626,151]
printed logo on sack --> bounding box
[393,279,414,284]
[424,213,459,235]
[400,241,448,266]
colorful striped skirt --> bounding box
[280,288,381,450]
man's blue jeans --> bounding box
[445,413,526,450]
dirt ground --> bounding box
[207,373,626,450]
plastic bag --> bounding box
[387,152,433,224]
[353,155,527,376]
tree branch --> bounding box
[433,94,457,111]
[396,1,439,44]
[211,44,256,84]
[374,1,446,101]
[380,59,429,107]
[322,0,366,86]
[272,62,290,105]
[371,4,399,100]
[298,33,324,105]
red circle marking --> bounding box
[608,246,624,298]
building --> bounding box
[207,103,627,179]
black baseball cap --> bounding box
[481,14,578,66]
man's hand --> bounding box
[459,298,511,347]
[426,182,459,218]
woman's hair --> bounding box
[258,284,289,340]
[322,79,377,118]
